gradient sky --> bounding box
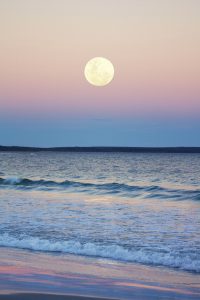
[0,0,200,146]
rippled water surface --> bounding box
[0,152,200,272]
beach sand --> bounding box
[0,247,199,300]
[0,294,115,300]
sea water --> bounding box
[0,152,200,273]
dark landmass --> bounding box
[0,146,200,153]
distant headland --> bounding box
[0,146,200,153]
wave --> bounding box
[0,176,199,200]
[0,233,199,273]
[0,176,92,189]
[0,177,200,201]
[0,176,150,192]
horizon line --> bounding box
[0,145,200,153]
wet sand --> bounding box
[0,247,200,300]
[0,294,116,300]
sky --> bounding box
[0,0,200,146]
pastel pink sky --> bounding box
[0,0,199,117]
[0,0,200,146]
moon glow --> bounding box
[84,57,114,86]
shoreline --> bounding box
[0,293,117,300]
[0,247,200,299]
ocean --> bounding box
[0,152,200,273]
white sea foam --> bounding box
[3,177,22,184]
[0,233,199,273]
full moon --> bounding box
[84,57,114,87]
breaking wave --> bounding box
[0,233,199,273]
[0,176,199,200]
